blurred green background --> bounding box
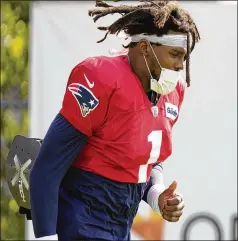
[1,1,30,240]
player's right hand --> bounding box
[158,181,185,222]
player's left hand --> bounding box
[158,181,184,222]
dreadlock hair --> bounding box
[88,0,201,87]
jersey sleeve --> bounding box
[172,80,186,124]
[177,80,186,110]
[60,59,110,137]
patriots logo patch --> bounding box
[68,83,99,117]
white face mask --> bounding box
[150,68,181,95]
[144,43,181,95]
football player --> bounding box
[17,1,201,240]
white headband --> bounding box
[130,34,187,48]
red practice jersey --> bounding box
[60,55,185,184]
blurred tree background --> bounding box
[1,1,30,240]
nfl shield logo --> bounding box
[151,106,159,118]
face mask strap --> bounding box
[143,54,153,80]
[143,54,159,104]
[148,42,163,70]
[143,41,163,80]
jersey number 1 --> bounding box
[138,130,162,183]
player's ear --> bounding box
[138,40,149,56]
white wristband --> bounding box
[147,183,165,214]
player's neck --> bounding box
[127,51,151,93]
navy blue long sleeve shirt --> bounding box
[29,113,88,237]
[29,113,160,237]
